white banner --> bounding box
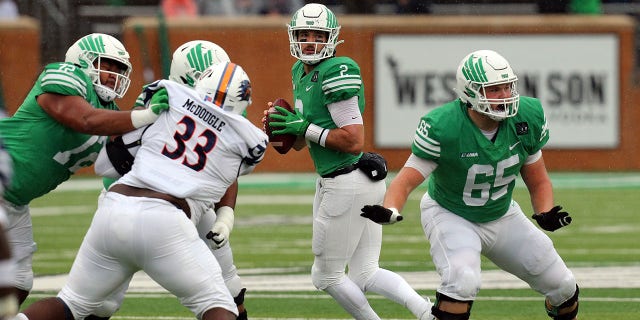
[373,35,619,149]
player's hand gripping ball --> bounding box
[265,98,297,154]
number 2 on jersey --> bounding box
[162,116,217,171]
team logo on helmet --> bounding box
[236,79,252,102]
[454,50,519,121]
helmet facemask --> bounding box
[86,53,132,102]
[65,33,132,102]
[454,50,519,121]
[169,40,230,88]
[464,79,519,121]
[287,3,343,65]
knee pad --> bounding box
[12,253,34,292]
[545,272,577,305]
[454,267,480,299]
[546,285,579,320]
[440,265,480,300]
[431,292,473,320]
[311,264,342,290]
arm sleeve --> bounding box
[404,153,438,179]
[524,150,542,165]
[327,96,362,128]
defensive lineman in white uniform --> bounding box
[16,63,267,320]
[86,41,250,320]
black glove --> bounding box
[360,205,403,225]
[532,206,572,232]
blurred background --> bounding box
[2,0,640,173]
[8,0,637,64]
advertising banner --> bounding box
[374,35,619,149]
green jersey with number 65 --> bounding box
[412,96,549,222]
[291,56,365,176]
[0,62,119,206]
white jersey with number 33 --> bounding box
[118,80,267,205]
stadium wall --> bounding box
[1,15,638,172]
[0,17,40,115]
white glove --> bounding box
[206,206,234,249]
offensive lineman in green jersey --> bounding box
[266,3,433,320]
[361,50,579,320]
[0,33,168,306]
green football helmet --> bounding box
[454,49,519,121]
[65,33,132,102]
[287,3,343,65]
[169,40,230,88]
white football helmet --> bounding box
[454,49,519,121]
[195,62,252,115]
[65,33,132,102]
[287,3,343,65]
[169,40,230,88]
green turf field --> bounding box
[22,172,640,319]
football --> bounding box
[266,98,297,154]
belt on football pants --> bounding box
[321,163,359,179]
[109,184,191,219]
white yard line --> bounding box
[32,266,640,293]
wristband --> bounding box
[305,123,329,147]
[130,108,158,129]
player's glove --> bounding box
[268,106,310,136]
[532,205,572,232]
[206,206,235,249]
[130,88,170,128]
[148,88,170,114]
[360,205,403,225]
[134,80,166,108]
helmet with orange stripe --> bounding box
[195,62,252,115]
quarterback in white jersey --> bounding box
[17,64,268,320]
